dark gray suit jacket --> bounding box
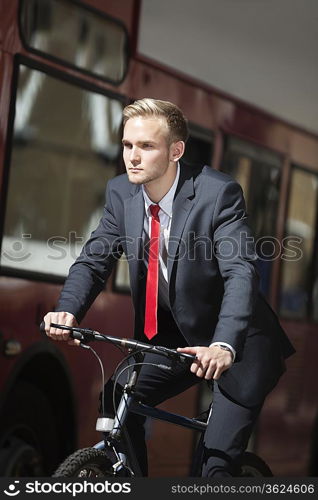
[57,163,295,407]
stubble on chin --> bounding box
[127,172,146,185]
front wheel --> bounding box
[238,451,273,477]
[53,448,114,477]
[53,447,133,477]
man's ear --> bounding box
[170,141,185,162]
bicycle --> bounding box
[41,323,273,478]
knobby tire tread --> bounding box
[53,448,113,477]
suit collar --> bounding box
[125,163,198,274]
[174,161,196,199]
[142,163,180,219]
[128,162,196,199]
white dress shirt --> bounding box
[141,163,236,360]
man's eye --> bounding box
[143,143,153,149]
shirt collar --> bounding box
[142,163,180,218]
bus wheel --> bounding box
[0,381,59,476]
[0,436,43,476]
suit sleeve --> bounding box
[55,181,123,323]
[211,180,259,354]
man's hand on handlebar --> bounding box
[43,312,80,346]
[177,345,233,380]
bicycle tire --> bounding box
[53,448,116,477]
[238,451,273,477]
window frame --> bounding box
[18,0,130,86]
[220,133,286,300]
[279,162,318,322]
[0,55,127,284]
[221,134,285,243]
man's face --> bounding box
[122,116,173,186]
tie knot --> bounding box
[150,204,160,219]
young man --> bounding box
[44,98,295,476]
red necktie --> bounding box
[144,204,161,339]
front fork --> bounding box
[108,388,136,475]
[95,353,144,476]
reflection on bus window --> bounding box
[279,167,318,320]
[222,137,282,298]
[115,255,131,293]
[20,0,128,83]
[1,65,123,277]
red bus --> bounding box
[0,0,317,477]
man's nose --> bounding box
[130,146,141,164]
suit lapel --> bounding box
[123,165,197,285]
[124,185,144,262]
[167,165,195,280]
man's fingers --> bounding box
[212,358,232,380]
[50,313,69,341]
[43,315,51,332]
[177,347,197,354]
[196,366,206,378]
[63,314,78,342]
[65,314,76,326]
[205,364,217,380]
[180,346,233,380]
[190,359,200,374]
[212,366,222,380]
[68,339,81,347]
[191,357,210,378]
[44,312,77,341]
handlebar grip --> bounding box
[39,321,84,341]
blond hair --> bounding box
[123,98,189,144]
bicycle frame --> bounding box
[44,323,273,478]
[45,322,206,477]
[94,352,208,477]
[94,402,208,476]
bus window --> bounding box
[1,65,123,279]
[183,123,213,167]
[113,124,214,293]
[279,166,318,320]
[221,137,282,297]
[114,254,131,293]
[20,0,128,84]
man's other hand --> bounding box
[177,345,233,380]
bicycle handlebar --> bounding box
[39,321,196,364]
